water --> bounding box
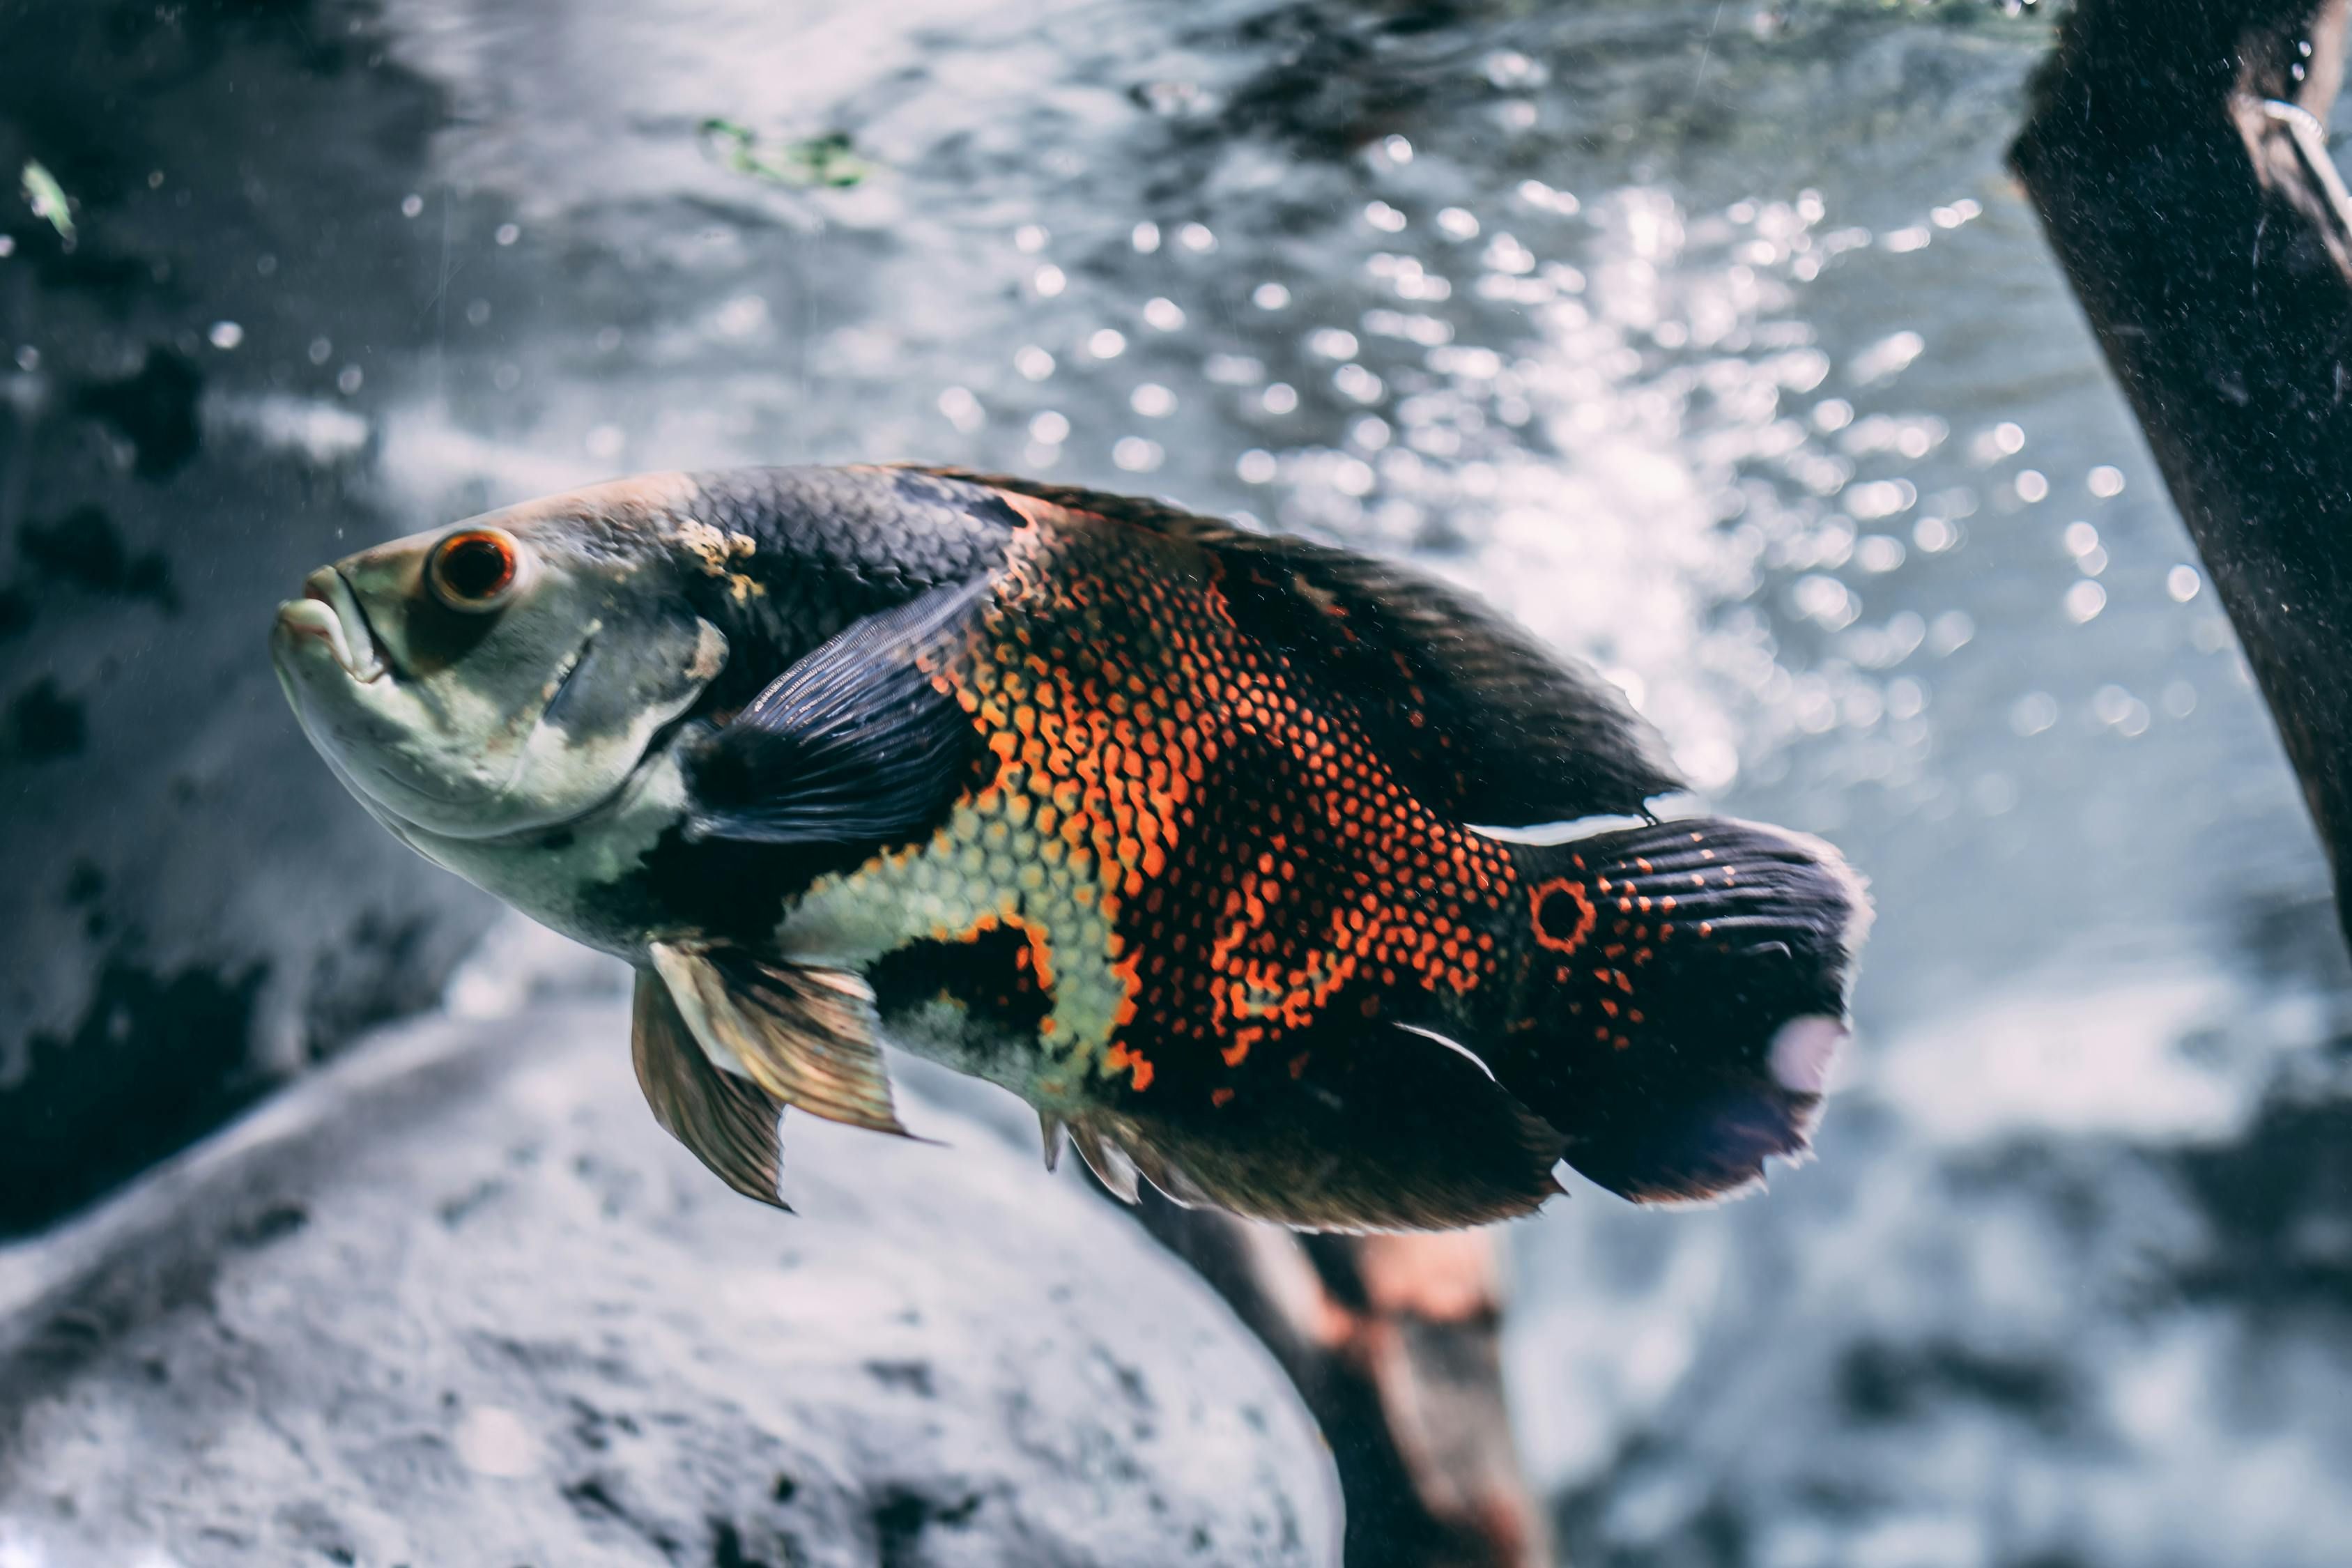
[7,0,2352,1561]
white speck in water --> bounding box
[1028,410,1069,445]
[1130,221,1160,254]
[1142,297,1185,332]
[1236,449,1277,484]
[2063,521,2100,556]
[1014,344,1055,381]
[1931,198,1983,228]
[1850,330,1926,385]
[1929,610,1975,655]
[1349,415,1391,452]
[1087,328,1126,360]
[1792,574,1857,629]
[490,362,519,392]
[1913,516,1959,553]
[2064,579,2107,623]
[1031,264,1066,298]
[1994,420,2027,454]
[1252,282,1290,310]
[307,336,332,365]
[336,364,364,394]
[713,294,768,339]
[1482,233,1536,275]
[1332,364,1384,404]
[2011,692,2059,736]
[1130,383,1175,417]
[1972,773,2019,816]
[585,424,624,460]
[1176,222,1215,252]
[937,385,984,433]
[1205,353,1263,385]
[2015,469,2050,503]
[2162,680,2197,718]
[1516,178,1579,216]
[1379,134,1413,164]
[2089,464,2126,498]
[1483,49,1547,89]
[207,321,243,350]
[2167,564,2203,602]
[1882,226,1931,253]
[1436,207,1480,241]
[1364,201,1407,233]
[1854,535,1906,574]
[1112,436,1163,472]
[1330,457,1376,497]
[1886,677,1927,721]
[466,299,491,326]
[1308,328,1359,360]
[1812,397,1854,433]
[454,1406,539,1477]
[400,193,423,218]
[1013,223,1049,253]
[1848,479,1915,521]
[494,222,520,247]
[1262,382,1299,415]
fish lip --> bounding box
[289,567,388,684]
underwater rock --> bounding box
[0,999,1339,1567]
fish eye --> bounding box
[428,528,522,612]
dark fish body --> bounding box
[273,464,1867,1230]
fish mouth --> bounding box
[277,567,387,684]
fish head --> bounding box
[272,473,728,840]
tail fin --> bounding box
[1482,817,1870,1204]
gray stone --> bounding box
[0,998,1339,1568]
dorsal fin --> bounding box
[907,468,1684,826]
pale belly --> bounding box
[774,785,1144,1111]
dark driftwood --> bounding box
[1133,1197,1550,1568]
[2011,0,2352,946]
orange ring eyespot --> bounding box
[428,528,521,611]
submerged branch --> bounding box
[2010,0,2352,947]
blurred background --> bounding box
[6,0,2352,1562]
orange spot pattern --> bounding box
[929,498,1531,1106]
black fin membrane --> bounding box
[1486,817,1870,1204]
[1069,1020,1568,1233]
[631,968,791,1209]
[683,576,991,846]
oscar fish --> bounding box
[271,464,1868,1230]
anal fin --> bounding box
[649,941,912,1137]
[1066,1119,1141,1204]
[631,968,790,1209]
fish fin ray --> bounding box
[683,576,991,846]
[631,967,792,1209]
[904,466,1682,822]
[648,941,912,1137]
[1067,1120,1141,1203]
[1486,817,1870,1204]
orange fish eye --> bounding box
[428,528,521,611]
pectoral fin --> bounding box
[631,968,790,1209]
[648,941,912,1137]
[681,576,992,846]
